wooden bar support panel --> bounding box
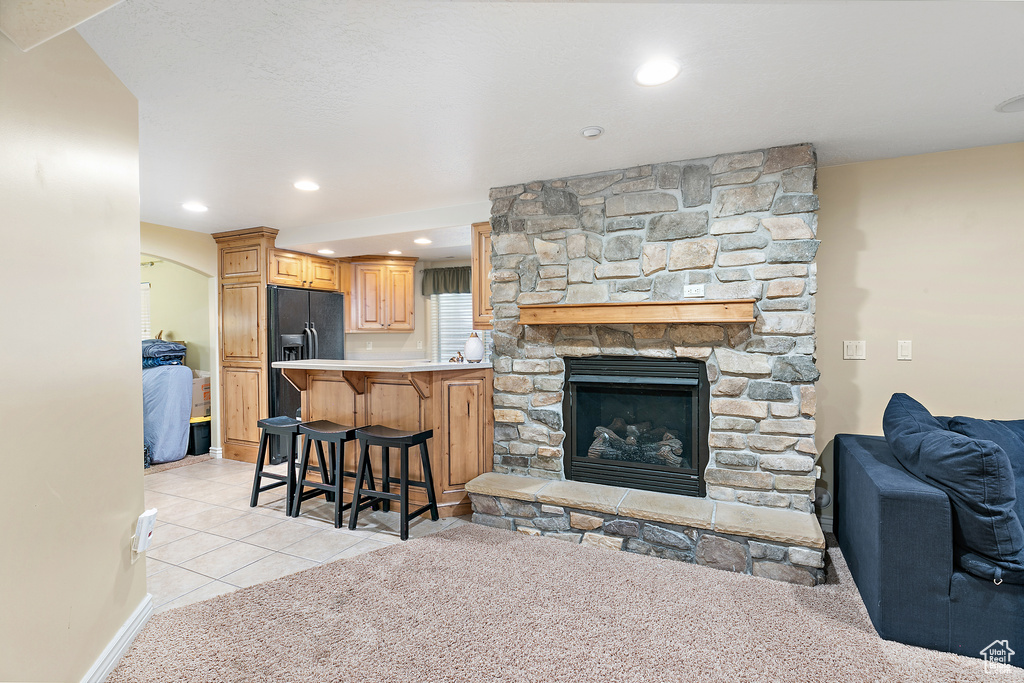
[517,300,756,326]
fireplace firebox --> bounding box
[563,356,710,497]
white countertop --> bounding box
[271,359,492,373]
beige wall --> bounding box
[140,221,217,277]
[140,222,220,448]
[815,142,1024,519]
[141,258,212,371]
[0,29,144,682]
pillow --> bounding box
[996,419,1024,445]
[948,417,1024,527]
[883,394,1024,571]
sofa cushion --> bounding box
[883,394,1024,571]
[948,417,1024,526]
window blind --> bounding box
[141,282,152,339]
[430,293,491,362]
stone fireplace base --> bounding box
[466,472,826,586]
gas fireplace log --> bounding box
[608,417,628,436]
[653,444,683,466]
[659,437,684,455]
[625,422,652,439]
[593,426,623,442]
[587,431,623,460]
[587,422,687,467]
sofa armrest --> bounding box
[835,433,952,650]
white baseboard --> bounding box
[209,447,223,459]
[81,593,153,683]
[818,515,834,534]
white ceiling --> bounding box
[77,1,1024,259]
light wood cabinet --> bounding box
[306,255,341,290]
[471,221,493,329]
[221,282,263,362]
[221,244,263,281]
[221,366,265,449]
[268,248,340,291]
[348,257,417,332]
[213,227,279,462]
[386,264,415,331]
[352,264,385,329]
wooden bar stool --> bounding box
[250,416,301,510]
[292,420,379,528]
[349,426,438,540]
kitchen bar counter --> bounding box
[272,359,493,517]
[272,358,492,373]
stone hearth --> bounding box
[469,144,825,584]
[467,473,826,585]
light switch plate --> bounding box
[897,340,912,361]
[843,340,866,360]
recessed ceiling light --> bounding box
[317,249,335,255]
[294,180,320,191]
[413,238,432,245]
[388,250,402,255]
[182,201,208,212]
[995,94,1024,113]
[634,58,681,87]
[580,126,604,139]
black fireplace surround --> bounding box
[563,356,710,497]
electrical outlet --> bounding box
[417,340,423,350]
[131,509,158,563]
[366,341,373,351]
[683,284,705,298]
[843,340,866,360]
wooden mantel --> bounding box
[517,299,756,325]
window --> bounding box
[141,282,152,339]
[430,293,490,362]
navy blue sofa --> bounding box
[835,433,1024,663]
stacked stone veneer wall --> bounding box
[487,144,821,513]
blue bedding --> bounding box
[142,365,193,464]
[142,339,187,358]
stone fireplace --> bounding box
[466,144,826,585]
[562,355,709,497]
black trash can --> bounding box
[187,417,212,455]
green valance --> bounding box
[421,266,472,295]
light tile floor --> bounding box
[144,457,468,613]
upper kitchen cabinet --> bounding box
[268,248,341,291]
[471,221,493,329]
[348,256,417,332]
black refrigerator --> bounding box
[267,285,345,461]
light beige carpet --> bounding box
[111,524,1021,682]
